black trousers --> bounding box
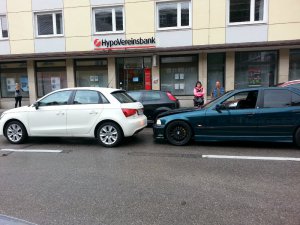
[15,96,22,108]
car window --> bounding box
[143,92,161,101]
[39,90,72,106]
[112,91,136,103]
[292,93,300,106]
[127,92,142,101]
[73,90,100,104]
[263,90,291,108]
[221,91,258,110]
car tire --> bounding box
[5,120,27,144]
[97,122,123,147]
[165,121,192,146]
[294,127,300,147]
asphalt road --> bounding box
[0,128,300,225]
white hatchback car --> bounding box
[0,87,147,147]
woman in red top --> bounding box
[193,81,205,107]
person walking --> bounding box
[211,80,225,99]
[14,83,22,108]
[193,81,205,107]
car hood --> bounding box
[156,107,200,119]
[2,106,32,114]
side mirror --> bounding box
[33,102,40,110]
[215,104,223,112]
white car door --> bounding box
[67,90,105,135]
[28,90,72,136]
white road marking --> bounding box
[202,155,300,162]
[1,149,62,153]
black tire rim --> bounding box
[169,125,187,142]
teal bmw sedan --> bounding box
[153,87,300,146]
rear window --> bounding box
[127,92,142,101]
[143,92,161,101]
[112,91,136,103]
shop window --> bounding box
[229,0,266,24]
[0,15,8,38]
[0,62,29,98]
[36,61,67,97]
[207,53,226,97]
[289,49,300,81]
[94,7,124,33]
[235,51,278,89]
[160,55,198,96]
[157,1,191,29]
[75,59,108,88]
[35,12,63,36]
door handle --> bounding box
[247,113,255,117]
[89,111,98,115]
[56,111,65,116]
[292,110,300,113]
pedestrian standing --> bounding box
[15,83,22,108]
[211,81,225,99]
[193,81,205,107]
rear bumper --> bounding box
[121,115,147,137]
[153,124,166,139]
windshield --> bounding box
[201,91,233,109]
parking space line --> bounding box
[1,149,63,153]
[202,155,300,162]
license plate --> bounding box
[137,109,144,115]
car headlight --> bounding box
[156,119,162,126]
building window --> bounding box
[75,59,108,87]
[289,49,300,81]
[0,62,29,98]
[0,15,8,38]
[35,12,63,37]
[160,55,198,96]
[93,7,124,33]
[36,61,67,97]
[235,51,278,89]
[157,1,191,29]
[229,0,266,24]
[207,53,226,97]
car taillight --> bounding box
[122,108,137,117]
[167,92,177,101]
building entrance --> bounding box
[116,57,152,91]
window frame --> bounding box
[93,6,125,35]
[34,11,64,38]
[156,1,192,31]
[0,15,8,39]
[227,0,268,26]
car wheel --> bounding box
[97,122,123,147]
[294,127,300,147]
[165,121,192,146]
[5,121,27,144]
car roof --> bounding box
[53,87,121,94]
[232,86,300,93]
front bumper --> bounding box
[153,124,166,139]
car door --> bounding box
[202,90,260,138]
[66,90,105,135]
[28,90,72,136]
[256,89,300,138]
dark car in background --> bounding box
[127,90,180,123]
[153,87,300,146]
[277,80,300,88]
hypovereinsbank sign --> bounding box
[94,37,156,50]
